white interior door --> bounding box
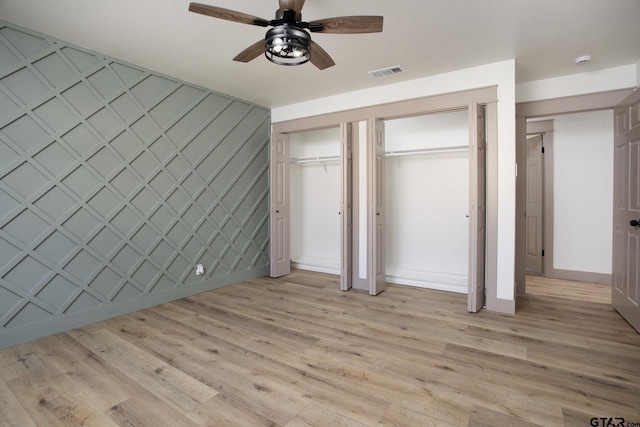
[270,132,291,278]
[468,104,486,312]
[526,134,544,274]
[369,119,386,295]
[612,88,640,332]
[340,123,353,291]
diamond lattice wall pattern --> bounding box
[0,22,271,349]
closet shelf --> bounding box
[385,145,469,157]
[290,155,341,164]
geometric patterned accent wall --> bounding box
[0,21,270,349]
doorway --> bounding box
[523,112,614,286]
[515,89,634,298]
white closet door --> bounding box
[612,88,640,333]
[369,119,386,295]
[468,104,486,312]
[270,132,291,278]
[341,123,353,290]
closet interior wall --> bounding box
[385,110,470,293]
[289,128,341,274]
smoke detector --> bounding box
[575,55,592,65]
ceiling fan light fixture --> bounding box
[265,25,311,66]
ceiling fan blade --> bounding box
[279,0,305,19]
[309,16,383,34]
[309,40,335,70]
[189,3,269,27]
[233,39,265,63]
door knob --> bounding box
[631,219,640,227]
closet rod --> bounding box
[290,145,468,163]
[385,145,469,157]
[290,155,341,164]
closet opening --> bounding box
[286,109,476,296]
[289,127,342,275]
[384,109,471,293]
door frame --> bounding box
[515,88,635,295]
[271,87,503,312]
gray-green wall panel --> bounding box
[0,21,271,349]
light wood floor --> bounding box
[1,270,639,426]
[525,274,612,304]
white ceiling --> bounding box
[1,0,639,108]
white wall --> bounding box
[290,128,341,273]
[516,64,637,103]
[552,110,614,274]
[273,60,517,302]
[385,111,469,292]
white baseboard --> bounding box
[292,262,468,294]
[291,255,340,275]
[386,277,467,294]
[386,267,467,293]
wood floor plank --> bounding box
[285,401,371,427]
[442,343,639,422]
[377,397,470,427]
[107,395,201,427]
[187,393,285,426]
[399,296,592,348]
[468,405,542,427]
[375,354,567,427]
[586,336,640,359]
[66,328,218,413]
[0,342,46,382]
[525,275,611,303]
[526,339,640,384]
[341,307,529,360]
[118,311,311,425]
[174,296,321,354]
[0,376,37,427]
[6,365,117,426]
[30,333,132,411]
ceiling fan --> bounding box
[188,0,383,69]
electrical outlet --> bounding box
[195,264,204,276]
